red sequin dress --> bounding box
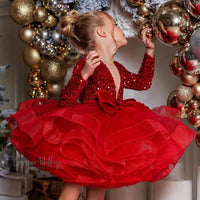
[7,54,196,188]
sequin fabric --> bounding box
[60,53,155,107]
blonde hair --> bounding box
[58,10,113,55]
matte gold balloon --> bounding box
[42,15,58,28]
[153,1,193,46]
[9,0,35,25]
[139,4,151,16]
[40,57,68,82]
[181,71,199,86]
[126,0,144,6]
[23,45,41,67]
[187,109,200,127]
[47,82,64,96]
[176,84,194,102]
[169,56,182,76]
[34,7,48,23]
[19,26,34,43]
[192,82,200,97]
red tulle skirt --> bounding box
[7,94,196,188]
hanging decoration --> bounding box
[9,0,110,99]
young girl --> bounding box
[7,10,196,200]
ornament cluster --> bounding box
[9,0,110,98]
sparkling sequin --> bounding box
[60,53,155,107]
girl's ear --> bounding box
[96,27,107,37]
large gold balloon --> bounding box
[23,45,41,67]
[126,0,144,6]
[181,71,199,86]
[47,82,64,96]
[34,7,48,23]
[42,15,58,28]
[152,1,193,46]
[9,0,35,25]
[176,84,194,102]
[19,26,34,43]
[40,57,68,82]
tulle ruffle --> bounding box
[7,92,196,188]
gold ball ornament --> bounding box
[176,84,194,102]
[137,22,156,41]
[23,45,41,67]
[188,99,199,110]
[126,0,144,6]
[192,82,200,97]
[187,110,200,128]
[139,4,151,17]
[47,82,64,96]
[19,26,34,43]
[169,56,182,77]
[9,0,35,25]
[33,7,48,23]
[29,86,38,98]
[40,57,68,82]
[181,71,199,86]
[27,70,43,86]
[42,15,58,28]
[35,87,49,99]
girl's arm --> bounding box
[59,58,87,107]
[122,53,155,90]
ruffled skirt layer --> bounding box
[7,98,196,188]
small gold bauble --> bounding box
[181,71,199,86]
[139,4,151,17]
[42,15,58,28]
[9,0,35,25]
[33,7,48,23]
[19,26,34,43]
[192,82,200,97]
[23,45,41,67]
[40,57,68,82]
[27,71,43,86]
[47,82,64,96]
[126,0,144,7]
[137,22,156,41]
[35,87,49,99]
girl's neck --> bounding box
[95,48,115,66]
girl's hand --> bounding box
[81,51,101,80]
[141,28,155,57]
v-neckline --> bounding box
[101,61,121,100]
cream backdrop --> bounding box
[0,0,199,199]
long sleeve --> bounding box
[59,58,87,107]
[122,53,155,91]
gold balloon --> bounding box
[181,71,199,86]
[40,57,68,82]
[9,0,35,25]
[34,7,48,23]
[19,26,34,43]
[47,82,64,96]
[126,0,144,6]
[23,45,41,67]
[192,82,200,97]
[187,110,200,128]
[42,15,58,28]
[152,1,193,46]
[176,84,194,102]
[169,56,182,77]
[139,5,151,17]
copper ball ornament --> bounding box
[126,0,144,6]
[40,57,68,82]
[187,109,200,127]
[47,82,64,96]
[152,1,193,46]
[23,45,41,67]
[169,56,182,76]
[42,15,58,28]
[33,7,48,23]
[181,71,199,86]
[9,0,35,25]
[19,26,34,43]
[192,82,200,97]
[176,84,194,102]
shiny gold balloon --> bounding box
[9,0,35,25]
[181,71,199,86]
[139,5,151,17]
[126,0,144,6]
[152,1,193,46]
[34,7,48,23]
[184,0,200,19]
[187,109,200,127]
[47,82,64,96]
[192,82,200,97]
[169,56,182,76]
[19,26,34,43]
[42,15,58,28]
[23,45,41,67]
[40,57,68,82]
[176,84,194,102]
